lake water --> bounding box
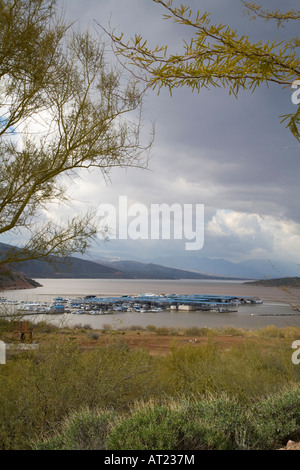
[2,278,300,330]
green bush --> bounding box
[0,339,155,449]
[156,340,299,400]
[182,395,254,450]
[2,319,300,450]
[129,325,144,331]
[155,327,171,336]
[222,327,244,337]
[33,388,300,450]
[36,408,116,450]
[258,325,286,339]
[106,396,254,450]
[248,387,300,449]
[184,326,209,337]
[87,331,99,340]
[106,405,187,450]
[145,325,157,332]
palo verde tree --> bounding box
[0,0,152,267]
[107,0,300,141]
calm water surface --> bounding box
[2,278,300,330]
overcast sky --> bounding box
[43,1,300,265]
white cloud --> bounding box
[206,209,300,262]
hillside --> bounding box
[11,256,132,279]
[244,277,300,288]
[0,242,132,279]
[98,260,224,280]
[0,266,42,290]
[0,242,224,280]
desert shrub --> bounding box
[281,326,300,340]
[248,387,300,449]
[181,395,254,450]
[106,405,187,450]
[257,326,300,341]
[145,324,156,331]
[155,340,299,400]
[222,327,245,337]
[128,325,144,331]
[33,388,300,450]
[3,321,300,450]
[169,327,181,336]
[106,396,253,450]
[36,408,116,450]
[145,324,156,332]
[258,325,286,339]
[87,331,99,340]
[0,338,155,449]
[182,389,300,450]
[32,320,59,334]
[183,326,205,336]
[155,342,225,396]
[155,326,171,336]
[0,318,19,333]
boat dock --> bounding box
[0,293,263,316]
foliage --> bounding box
[37,387,300,450]
[106,396,251,450]
[107,0,300,140]
[0,0,152,266]
[106,387,300,450]
[106,404,187,450]
[0,337,155,449]
[36,408,116,450]
[1,321,300,449]
[250,387,300,449]
[155,339,300,400]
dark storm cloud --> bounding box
[56,0,300,262]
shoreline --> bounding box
[2,278,300,303]
[2,278,300,330]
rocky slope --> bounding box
[0,266,42,290]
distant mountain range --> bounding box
[0,243,224,281]
[0,243,130,279]
[144,255,300,280]
[1,242,299,284]
[86,249,300,280]
[96,259,227,280]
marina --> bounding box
[0,292,263,316]
[1,278,300,330]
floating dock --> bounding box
[65,293,262,314]
[0,293,263,316]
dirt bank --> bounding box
[0,268,42,290]
[76,329,278,355]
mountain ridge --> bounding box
[0,265,42,290]
[0,242,227,281]
[96,259,230,280]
